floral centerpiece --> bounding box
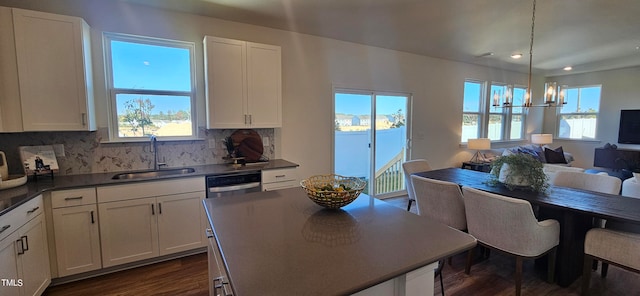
[486,153,549,193]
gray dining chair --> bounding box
[582,228,640,296]
[402,159,432,211]
[411,175,466,231]
[598,180,640,278]
[411,175,465,295]
[552,170,623,271]
[462,186,560,296]
[551,171,621,195]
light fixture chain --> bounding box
[527,0,536,106]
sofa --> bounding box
[482,144,583,181]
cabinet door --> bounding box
[99,198,158,268]
[0,7,23,132]
[246,42,282,128]
[18,214,50,296]
[204,36,247,128]
[12,8,93,131]
[157,192,206,256]
[53,204,101,276]
[0,231,20,296]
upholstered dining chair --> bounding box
[582,228,640,296]
[553,170,622,229]
[411,175,465,295]
[551,171,621,195]
[411,175,466,231]
[462,187,560,296]
[402,159,432,211]
[597,179,640,279]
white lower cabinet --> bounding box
[99,197,158,267]
[0,229,21,296]
[157,193,205,255]
[0,195,50,296]
[97,177,206,268]
[262,167,298,191]
[16,215,50,296]
[50,187,101,277]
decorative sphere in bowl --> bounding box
[300,174,366,209]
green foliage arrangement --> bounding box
[487,153,549,193]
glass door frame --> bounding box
[332,87,412,199]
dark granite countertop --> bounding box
[0,159,298,217]
[203,188,477,296]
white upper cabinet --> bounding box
[0,7,95,132]
[204,36,282,128]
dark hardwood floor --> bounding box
[43,254,209,296]
[44,195,640,296]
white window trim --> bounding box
[462,79,486,142]
[103,32,198,142]
[555,84,601,141]
[462,80,527,143]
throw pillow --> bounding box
[545,146,567,164]
[518,147,544,162]
[532,145,547,163]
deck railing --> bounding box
[374,149,405,195]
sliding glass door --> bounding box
[334,89,410,198]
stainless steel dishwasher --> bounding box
[206,170,262,198]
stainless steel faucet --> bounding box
[149,135,167,170]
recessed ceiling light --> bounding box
[476,52,495,58]
[563,66,573,71]
[510,53,523,59]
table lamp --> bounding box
[468,138,491,163]
[531,134,553,146]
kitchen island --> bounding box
[203,187,476,295]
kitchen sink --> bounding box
[111,168,196,180]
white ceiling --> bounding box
[124,0,640,76]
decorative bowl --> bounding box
[300,174,366,209]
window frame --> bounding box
[462,79,486,142]
[103,32,197,142]
[461,79,527,143]
[555,84,601,141]
[508,85,527,141]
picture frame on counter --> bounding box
[19,145,59,177]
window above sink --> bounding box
[104,33,197,142]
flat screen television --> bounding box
[618,109,640,144]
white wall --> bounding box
[544,67,640,169]
[1,0,544,180]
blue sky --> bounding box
[335,93,407,116]
[111,40,192,114]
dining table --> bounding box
[414,167,640,287]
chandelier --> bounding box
[493,0,567,109]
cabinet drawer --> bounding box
[0,207,18,241]
[262,180,299,191]
[51,188,97,208]
[97,177,204,203]
[262,168,298,184]
[0,195,43,241]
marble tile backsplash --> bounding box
[0,128,275,175]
